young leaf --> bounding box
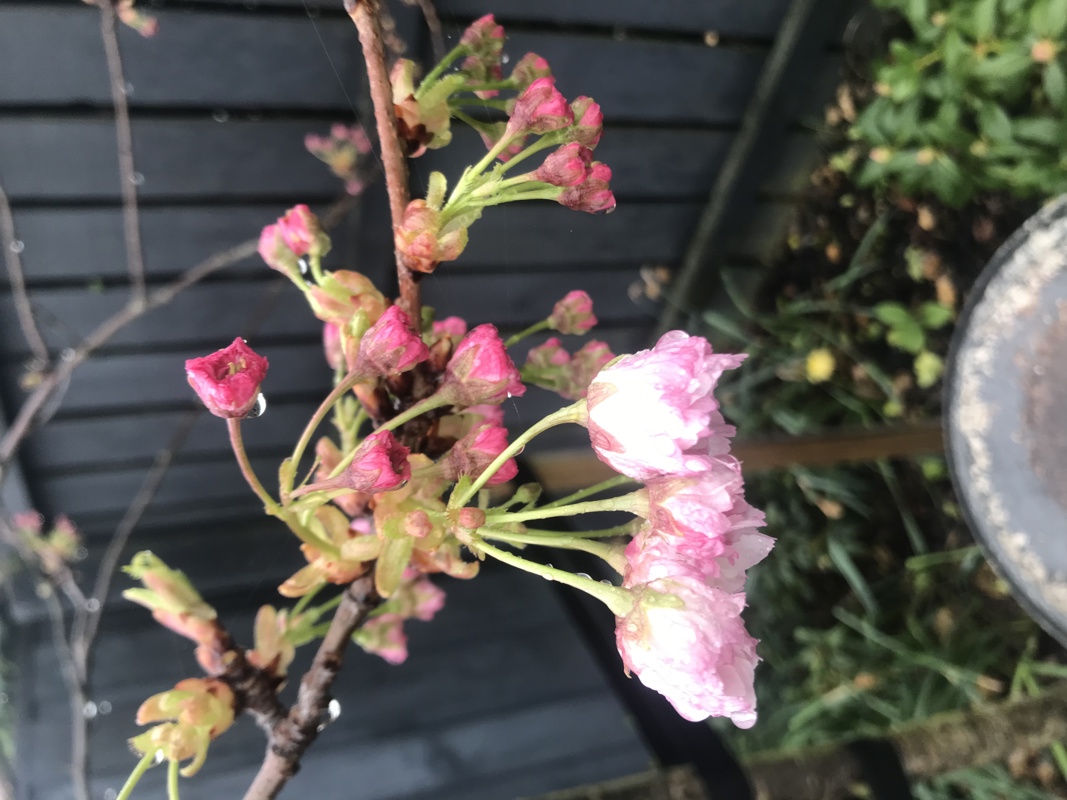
[917,301,954,329]
[1044,61,1067,109]
[914,350,945,388]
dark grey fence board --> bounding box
[436,0,793,37]
[4,204,369,283]
[0,119,354,201]
[0,7,364,109]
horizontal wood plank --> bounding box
[0,7,364,109]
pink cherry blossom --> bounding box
[442,324,526,405]
[307,270,388,328]
[644,457,743,540]
[433,316,468,340]
[505,77,574,138]
[355,305,429,377]
[257,223,300,279]
[277,205,325,257]
[584,331,744,481]
[446,423,518,486]
[569,96,604,149]
[548,289,598,333]
[343,431,411,492]
[558,161,616,214]
[536,144,593,188]
[185,338,269,419]
[616,576,759,727]
[323,323,343,371]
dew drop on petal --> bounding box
[245,393,268,420]
[9,240,24,254]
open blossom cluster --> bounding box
[586,332,773,727]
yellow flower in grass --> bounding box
[805,348,836,383]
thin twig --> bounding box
[0,179,50,365]
[409,0,445,61]
[242,576,381,800]
[347,0,421,323]
[97,0,148,302]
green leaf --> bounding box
[917,301,954,329]
[905,247,926,281]
[914,350,945,388]
[976,102,1013,142]
[887,321,926,353]
[827,536,880,616]
[1014,116,1062,145]
[871,301,913,328]
[1044,61,1067,109]
[974,0,999,39]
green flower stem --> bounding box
[116,752,156,800]
[309,252,325,285]
[227,419,281,515]
[447,133,522,207]
[290,582,324,617]
[167,758,180,800]
[476,539,632,616]
[452,402,585,508]
[538,475,636,510]
[470,173,540,199]
[487,490,645,525]
[309,590,345,621]
[522,522,639,539]
[287,369,369,495]
[416,44,469,99]
[324,393,451,481]
[503,319,550,347]
[450,108,494,131]
[480,528,624,571]
[496,136,558,174]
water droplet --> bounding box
[298,256,311,276]
[154,751,165,765]
[75,546,88,561]
[545,563,553,569]
[99,700,113,715]
[576,572,591,580]
[85,598,101,613]
[130,172,145,186]
[123,82,134,96]
[212,109,230,123]
[83,701,98,720]
[105,789,118,800]
[542,573,552,580]
[501,53,510,64]
[244,393,268,419]
[61,348,76,361]
[9,240,24,254]
[327,698,341,721]
[599,579,613,585]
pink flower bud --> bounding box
[447,423,517,485]
[323,323,343,371]
[459,14,506,98]
[12,511,43,535]
[442,324,526,405]
[395,200,469,274]
[558,161,616,215]
[277,204,330,258]
[353,615,409,664]
[585,331,744,480]
[569,96,604,149]
[616,576,759,727]
[522,338,614,400]
[355,306,429,377]
[307,270,388,328]
[117,1,158,37]
[456,507,487,530]
[305,124,373,196]
[341,430,411,493]
[510,52,552,91]
[535,143,594,187]
[460,14,505,50]
[432,316,468,341]
[315,438,371,517]
[185,338,269,419]
[257,223,301,280]
[505,77,574,137]
[548,289,598,333]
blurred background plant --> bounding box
[690,0,1067,790]
[837,0,1067,205]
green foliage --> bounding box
[845,0,1067,204]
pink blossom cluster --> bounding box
[584,331,772,727]
[305,123,373,195]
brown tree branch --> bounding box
[97,0,148,302]
[346,0,421,323]
[242,576,381,800]
[0,179,50,366]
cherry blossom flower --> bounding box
[354,306,429,377]
[505,77,573,137]
[185,338,269,420]
[441,324,526,405]
[548,289,598,333]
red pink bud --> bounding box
[548,290,597,333]
[506,77,574,137]
[185,338,269,419]
[558,161,616,215]
[442,324,526,405]
[535,143,594,187]
[395,200,468,273]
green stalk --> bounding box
[538,475,635,510]
[167,759,181,800]
[477,539,632,616]
[116,752,156,800]
[415,44,469,99]
[521,522,639,539]
[480,528,624,571]
[503,319,550,347]
[451,402,585,508]
[290,582,324,617]
[487,490,645,525]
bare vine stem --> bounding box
[0,179,50,366]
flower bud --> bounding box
[395,200,469,273]
[277,205,327,258]
[123,552,221,651]
[558,161,616,215]
[505,77,574,137]
[338,431,411,493]
[131,678,235,776]
[257,223,301,281]
[185,338,269,419]
[391,60,458,157]
[569,96,604,149]
[509,52,552,91]
[307,270,388,328]
[305,124,373,195]
[355,305,429,377]
[459,14,505,97]
[535,144,594,187]
[353,615,409,664]
[456,507,487,530]
[441,324,526,405]
[548,289,597,333]
[446,423,517,486]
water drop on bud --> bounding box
[244,393,268,419]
